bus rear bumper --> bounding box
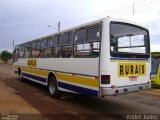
[100,83,151,96]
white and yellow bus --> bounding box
[13,17,151,99]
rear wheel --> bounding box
[48,76,61,99]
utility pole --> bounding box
[12,40,15,63]
[13,40,14,51]
[58,21,60,32]
[133,2,135,15]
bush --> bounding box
[0,51,12,63]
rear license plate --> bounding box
[129,76,137,81]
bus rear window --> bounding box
[110,22,150,58]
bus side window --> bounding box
[31,40,40,58]
[29,43,32,57]
[40,39,47,58]
[74,43,91,57]
[46,37,53,57]
[87,26,100,57]
[92,42,100,57]
[36,40,41,57]
[73,29,87,57]
[74,29,87,44]
[19,45,24,58]
[73,25,100,57]
[87,26,100,42]
[53,35,60,58]
[57,35,62,47]
[62,32,72,58]
[24,43,31,58]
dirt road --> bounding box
[0,64,160,120]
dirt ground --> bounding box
[0,80,39,114]
[0,64,160,120]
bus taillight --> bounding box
[101,75,110,84]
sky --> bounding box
[0,0,160,52]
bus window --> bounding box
[57,35,62,47]
[53,47,60,58]
[40,39,47,58]
[68,33,73,45]
[53,36,58,47]
[87,26,100,42]
[152,58,158,75]
[74,26,100,57]
[110,22,150,58]
[46,37,53,57]
[31,41,40,58]
[63,33,69,45]
[37,40,41,50]
[41,39,47,49]
[62,32,72,58]
[92,42,100,57]
[32,41,36,49]
[53,36,60,58]
[19,45,24,58]
[63,32,73,45]
[74,43,91,57]
[24,43,31,58]
[62,46,72,58]
[151,57,160,75]
[47,37,53,47]
[74,29,87,44]
[87,26,100,56]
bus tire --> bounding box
[48,76,61,99]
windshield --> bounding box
[151,58,160,75]
[110,22,150,58]
[151,53,160,75]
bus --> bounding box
[13,17,151,99]
[151,52,160,86]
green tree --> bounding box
[0,50,12,63]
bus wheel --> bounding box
[48,77,61,99]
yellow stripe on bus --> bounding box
[30,68,49,76]
[20,67,48,76]
[21,67,30,73]
[16,66,99,88]
[56,73,99,87]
